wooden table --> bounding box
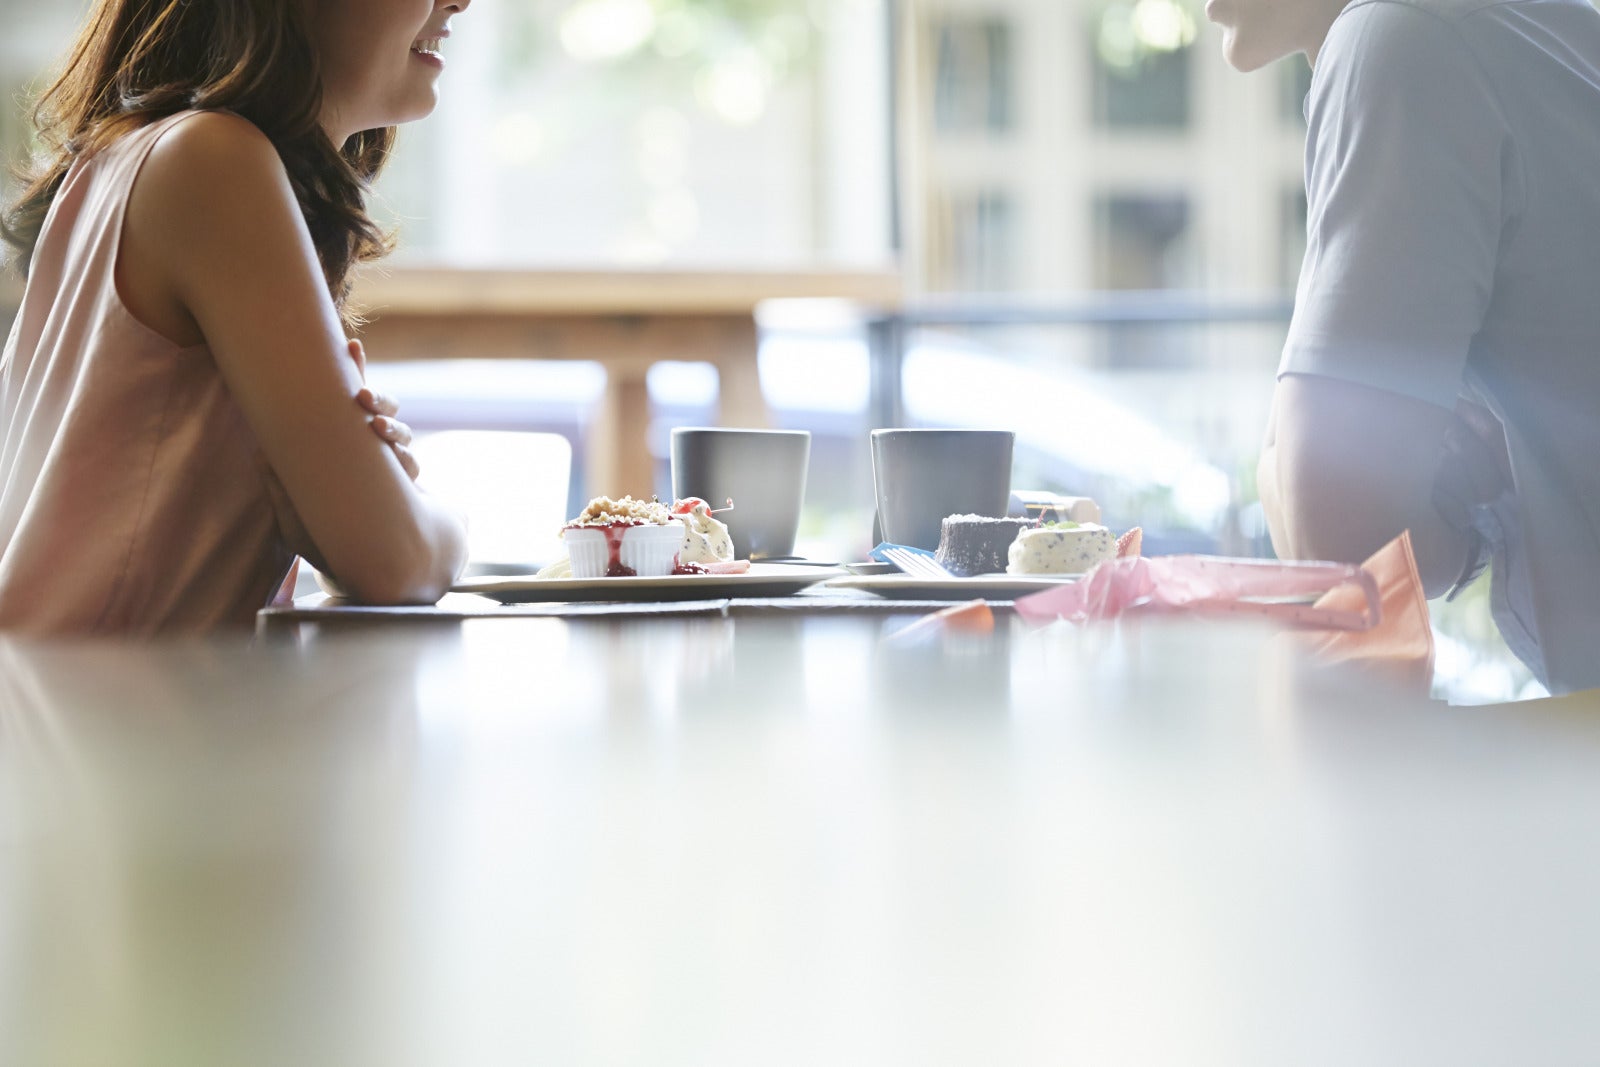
[254,586,1005,634]
[1,269,906,498]
[350,267,902,498]
[5,612,1599,1064]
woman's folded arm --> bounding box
[126,112,467,604]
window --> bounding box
[1092,193,1198,368]
[1278,185,1308,291]
[1,6,84,204]
[372,0,893,267]
[931,17,1015,134]
[1093,193,1194,290]
[1279,57,1314,127]
[928,188,1016,291]
[1090,0,1199,130]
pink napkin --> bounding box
[1293,531,1434,693]
[1015,553,1380,631]
[1015,532,1434,693]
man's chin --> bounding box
[1221,32,1282,73]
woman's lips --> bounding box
[411,33,448,66]
[410,37,446,69]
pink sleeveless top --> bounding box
[0,112,295,635]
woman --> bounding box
[0,0,471,633]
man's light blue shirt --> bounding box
[1282,0,1600,693]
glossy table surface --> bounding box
[3,614,1599,1065]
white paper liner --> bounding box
[564,524,683,578]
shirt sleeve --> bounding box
[1281,1,1517,411]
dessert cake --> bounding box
[543,495,741,578]
[561,495,683,577]
[933,515,1033,577]
[1006,522,1117,575]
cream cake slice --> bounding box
[1006,522,1116,575]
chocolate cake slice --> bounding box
[933,515,1033,577]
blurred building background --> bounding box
[0,0,1536,698]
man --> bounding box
[1208,0,1600,693]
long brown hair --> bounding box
[1,0,395,328]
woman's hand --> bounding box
[348,339,421,482]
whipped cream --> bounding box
[675,499,734,565]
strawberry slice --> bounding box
[672,497,708,515]
[1116,526,1143,559]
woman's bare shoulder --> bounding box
[126,110,313,295]
[146,109,281,178]
[139,111,287,202]
[119,112,306,345]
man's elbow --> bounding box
[1272,442,1403,563]
[1270,449,1464,596]
[1262,375,1468,594]
[1283,520,1390,570]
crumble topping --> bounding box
[566,495,673,529]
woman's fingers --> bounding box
[365,414,419,480]
[356,387,401,418]
[349,340,401,419]
[347,338,367,379]
[346,339,400,418]
[391,443,421,482]
[371,416,413,449]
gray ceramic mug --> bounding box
[670,428,811,560]
[871,429,1015,550]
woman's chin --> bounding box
[390,92,441,129]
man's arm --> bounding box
[1258,5,1515,598]
[1259,373,1470,597]
[1256,401,1289,556]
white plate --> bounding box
[453,562,845,604]
[823,572,1083,600]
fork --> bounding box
[882,546,956,579]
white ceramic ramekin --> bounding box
[563,523,683,578]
